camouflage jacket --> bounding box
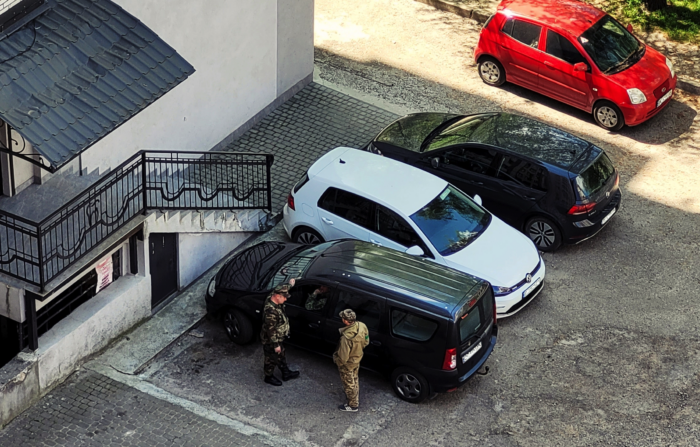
[260,295,291,347]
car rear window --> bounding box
[391,309,438,342]
[459,287,493,343]
[576,153,615,198]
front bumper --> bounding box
[620,77,677,126]
[495,258,546,318]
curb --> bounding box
[414,0,700,97]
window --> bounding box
[545,30,587,65]
[576,153,615,198]
[497,156,548,191]
[318,188,373,229]
[391,309,438,341]
[443,147,499,177]
[334,290,383,331]
[503,18,542,48]
[376,205,424,249]
[288,283,332,311]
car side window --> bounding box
[443,147,499,177]
[289,283,332,312]
[318,187,373,229]
[545,30,587,65]
[391,309,438,342]
[333,290,384,331]
[497,155,548,191]
[376,205,426,250]
[503,18,542,48]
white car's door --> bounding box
[368,203,435,258]
[316,187,371,242]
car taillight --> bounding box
[568,202,596,215]
[287,193,295,211]
[442,348,457,371]
[614,172,620,188]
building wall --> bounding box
[177,232,253,289]
[79,0,314,174]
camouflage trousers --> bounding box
[263,343,288,377]
[338,363,360,408]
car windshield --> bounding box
[264,242,335,289]
[410,186,491,256]
[576,153,615,198]
[578,15,643,74]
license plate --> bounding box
[601,207,617,225]
[462,341,482,363]
[523,276,543,299]
[657,89,672,108]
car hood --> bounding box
[443,217,540,287]
[608,45,670,91]
[374,113,459,152]
[217,242,298,292]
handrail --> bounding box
[0,150,274,291]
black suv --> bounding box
[205,239,497,403]
[366,112,622,251]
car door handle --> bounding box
[321,217,334,225]
[309,322,320,329]
[370,239,383,246]
[371,340,382,347]
[544,60,555,69]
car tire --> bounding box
[391,367,430,403]
[292,227,324,245]
[525,216,562,252]
[593,101,624,131]
[478,56,506,87]
[223,308,254,345]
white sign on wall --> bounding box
[95,256,113,293]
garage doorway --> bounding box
[149,233,178,309]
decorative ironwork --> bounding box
[0,121,53,171]
[0,150,273,290]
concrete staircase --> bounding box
[146,208,277,234]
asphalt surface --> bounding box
[3,0,700,446]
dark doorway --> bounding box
[149,233,178,309]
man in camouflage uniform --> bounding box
[333,309,369,412]
[260,279,300,386]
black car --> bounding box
[206,239,497,403]
[366,112,622,251]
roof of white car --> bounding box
[308,147,448,215]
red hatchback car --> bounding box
[474,0,676,131]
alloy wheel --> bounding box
[596,106,618,129]
[395,373,422,399]
[529,220,556,248]
[480,61,501,84]
[297,231,321,244]
[224,311,240,339]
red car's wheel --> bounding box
[478,57,506,87]
[593,101,625,131]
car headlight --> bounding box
[627,88,647,105]
[493,285,517,297]
[666,57,675,77]
[207,277,216,296]
[366,142,382,155]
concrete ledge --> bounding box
[678,76,700,96]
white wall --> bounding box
[80,0,314,173]
[177,232,253,288]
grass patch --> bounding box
[606,0,700,44]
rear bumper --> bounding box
[427,332,497,393]
[563,189,622,244]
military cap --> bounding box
[339,309,356,322]
[273,284,291,297]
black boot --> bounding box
[280,365,300,381]
[264,375,282,386]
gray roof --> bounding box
[0,0,195,171]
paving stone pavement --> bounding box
[224,82,399,212]
[0,370,270,447]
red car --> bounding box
[474,0,676,131]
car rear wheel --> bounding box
[391,367,430,403]
[593,101,624,131]
[526,216,562,252]
[478,57,506,87]
[223,309,253,345]
[293,227,324,245]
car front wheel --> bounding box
[478,57,506,87]
[526,216,562,252]
[391,367,430,403]
[593,101,624,131]
[223,309,253,345]
[293,227,324,245]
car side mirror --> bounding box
[473,194,483,206]
[626,24,634,33]
[405,245,424,256]
[430,157,439,169]
[573,62,588,72]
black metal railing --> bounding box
[0,150,273,291]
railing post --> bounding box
[266,155,273,212]
[24,291,39,351]
[141,152,148,214]
[37,224,45,293]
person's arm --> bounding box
[262,309,281,349]
[337,336,351,364]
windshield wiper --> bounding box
[604,44,644,75]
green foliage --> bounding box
[619,0,700,43]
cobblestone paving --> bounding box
[224,83,399,212]
[0,370,269,447]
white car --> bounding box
[283,147,545,317]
